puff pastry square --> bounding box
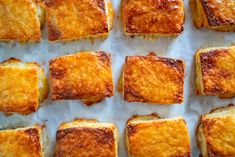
[196,45,235,99]
[0,125,44,157]
[0,0,43,41]
[121,0,185,37]
[45,0,113,41]
[119,53,185,104]
[0,58,48,115]
[126,114,191,157]
[55,119,119,157]
[190,0,235,32]
[49,51,114,105]
[197,105,235,157]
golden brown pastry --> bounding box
[0,124,44,157]
[195,45,235,99]
[49,51,114,105]
[45,0,114,41]
[0,58,48,115]
[0,0,45,41]
[121,0,185,37]
[55,119,119,157]
[126,114,191,157]
[190,0,235,32]
[118,53,185,104]
[197,104,235,157]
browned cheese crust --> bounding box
[197,105,235,157]
[0,0,41,41]
[121,0,185,35]
[202,117,235,156]
[56,125,116,157]
[126,116,191,157]
[0,58,39,115]
[49,51,114,105]
[202,0,235,26]
[190,0,235,31]
[123,53,185,104]
[45,0,109,41]
[197,46,235,98]
[0,125,43,157]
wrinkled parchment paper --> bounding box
[0,1,235,156]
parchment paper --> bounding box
[0,0,235,156]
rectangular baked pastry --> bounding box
[118,53,185,104]
[197,104,235,157]
[45,0,114,41]
[126,114,191,157]
[121,0,185,37]
[55,119,119,157]
[190,0,235,32]
[0,124,44,157]
[49,51,114,105]
[0,0,45,41]
[195,45,235,98]
[0,58,48,115]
